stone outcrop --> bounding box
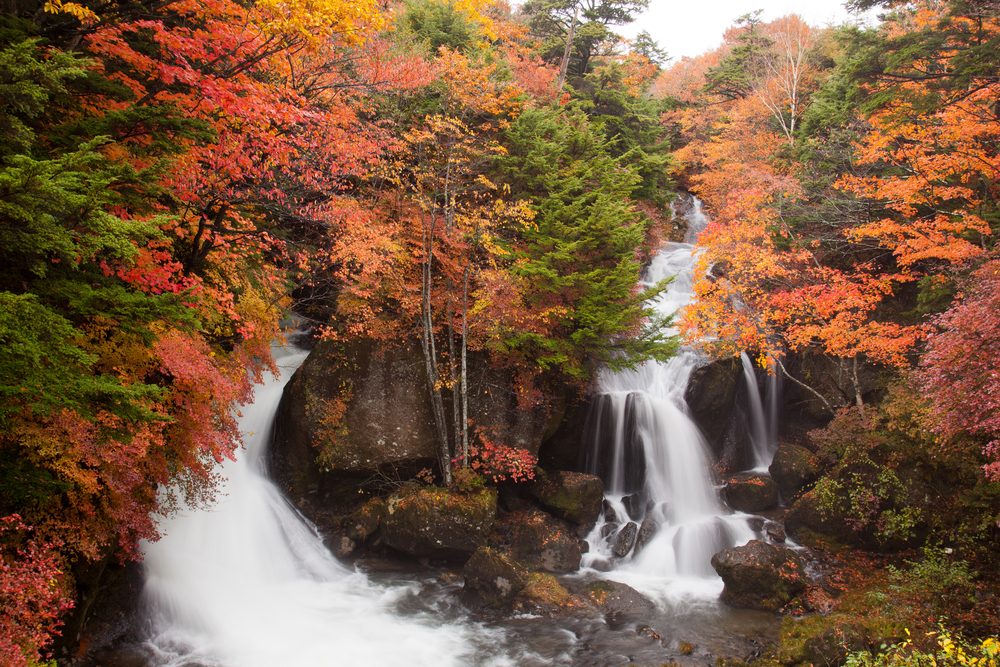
[711,540,806,611]
[272,339,560,508]
[462,547,529,609]
[769,442,821,500]
[381,486,497,560]
[528,470,603,527]
[684,357,742,458]
[490,509,582,574]
[723,472,779,513]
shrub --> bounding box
[846,627,999,667]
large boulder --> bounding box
[684,357,742,458]
[711,540,806,611]
[462,547,529,609]
[769,442,821,500]
[724,472,779,513]
[381,486,497,560]
[272,340,437,501]
[272,340,559,505]
[490,510,582,574]
[784,489,865,549]
[528,470,603,527]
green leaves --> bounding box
[498,106,676,377]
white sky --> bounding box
[619,0,880,59]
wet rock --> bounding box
[333,535,357,558]
[723,472,779,513]
[490,510,582,574]
[600,522,618,539]
[515,572,586,615]
[529,470,604,527]
[622,492,648,521]
[711,540,806,611]
[633,516,657,555]
[274,340,438,480]
[612,521,639,558]
[765,522,786,543]
[602,499,617,523]
[685,357,741,458]
[769,442,820,500]
[345,497,386,544]
[381,486,497,560]
[569,578,656,621]
[747,516,766,532]
[462,547,529,609]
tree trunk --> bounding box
[460,266,470,466]
[420,214,452,485]
[556,3,579,90]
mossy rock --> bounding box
[489,509,582,573]
[382,485,497,560]
[711,540,806,612]
[724,472,779,512]
[769,442,821,501]
[516,572,585,614]
[528,469,604,527]
[784,490,860,549]
[345,497,386,544]
[462,547,529,609]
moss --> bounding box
[519,572,579,608]
[776,613,904,666]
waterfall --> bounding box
[581,196,754,600]
[141,339,502,667]
[740,352,771,470]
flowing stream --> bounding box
[580,196,765,601]
[140,341,506,667]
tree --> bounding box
[497,106,677,378]
[520,0,649,83]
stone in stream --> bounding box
[490,509,582,574]
[528,470,604,527]
[723,472,779,512]
[381,486,497,560]
[567,578,656,623]
[600,522,619,540]
[621,492,648,521]
[602,498,617,523]
[711,540,806,611]
[633,515,658,555]
[765,521,786,543]
[612,521,639,558]
[462,547,529,609]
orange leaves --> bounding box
[836,83,998,268]
[834,5,998,270]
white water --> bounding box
[740,351,774,470]
[141,340,504,667]
[581,196,755,601]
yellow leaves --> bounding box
[255,0,386,45]
[42,0,98,24]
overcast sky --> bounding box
[619,1,880,60]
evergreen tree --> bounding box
[498,106,676,378]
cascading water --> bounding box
[580,196,755,599]
[141,339,505,667]
[740,351,775,470]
